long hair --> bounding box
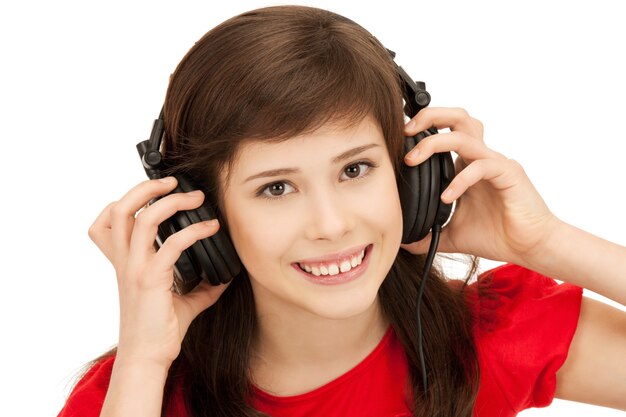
[83,6,481,417]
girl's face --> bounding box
[221,115,403,320]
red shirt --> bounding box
[57,263,583,417]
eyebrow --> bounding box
[243,143,381,184]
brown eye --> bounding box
[341,161,376,181]
[268,182,286,196]
[345,164,361,179]
[257,181,296,200]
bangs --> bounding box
[234,25,402,144]
[163,6,406,197]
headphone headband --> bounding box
[136,50,431,180]
[134,43,452,394]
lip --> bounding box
[294,243,370,264]
[291,244,373,286]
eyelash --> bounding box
[255,160,379,202]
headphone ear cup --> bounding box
[399,128,456,244]
[399,130,431,243]
[156,217,202,290]
[154,174,242,287]
[434,150,455,226]
[399,135,419,243]
[420,144,441,238]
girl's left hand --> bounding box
[401,107,561,264]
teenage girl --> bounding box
[57,5,626,417]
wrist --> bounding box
[101,351,171,417]
[113,350,174,375]
[512,215,568,273]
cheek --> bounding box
[224,201,298,275]
[365,166,404,241]
[223,166,403,277]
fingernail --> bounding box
[204,219,219,227]
[405,120,416,131]
[407,148,420,160]
[159,176,175,184]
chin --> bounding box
[303,287,381,320]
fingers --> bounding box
[404,130,506,166]
[441,158,520,203]
[109,178,179,266]
[90,177,203,268]
[129,189,208,262]
[150,219,221,275]
[404,107,483,137]
[402,108,507,185]
[88,201,117,262]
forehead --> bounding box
[224,115,385,183]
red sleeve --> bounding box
[57,355,116,417]
[467,263,583,414]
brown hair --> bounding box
[83,5,481,417]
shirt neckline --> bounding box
[251,325,395,405]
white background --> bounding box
[1,0,624,416]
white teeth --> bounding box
[298,246,368,276]
[352,250,365,267]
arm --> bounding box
[555,296,626,410]
[100,357,169,417]
[401,107,626,410]
[520,218,626,306]
[518,219,626,409]
[466,186,626,408]
[84,178,228,417]
[526,221,626,411]
[401,108,626,308]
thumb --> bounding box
[400,234,432,255]
[400,228,452,255]
[175,281,231,331]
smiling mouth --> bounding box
[291,244,373,285]
[297,253,364,276]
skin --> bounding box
[402,107,626,410]
[219,115,402,394]
[88,107,626,416]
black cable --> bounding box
[416,223,442,393]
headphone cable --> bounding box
[416,223,442,394]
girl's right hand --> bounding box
[88,177,230,369]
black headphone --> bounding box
[136,49,454,287]
[136,48,455,391]
[137,129,241,289]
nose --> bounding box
[304,187,355,241]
